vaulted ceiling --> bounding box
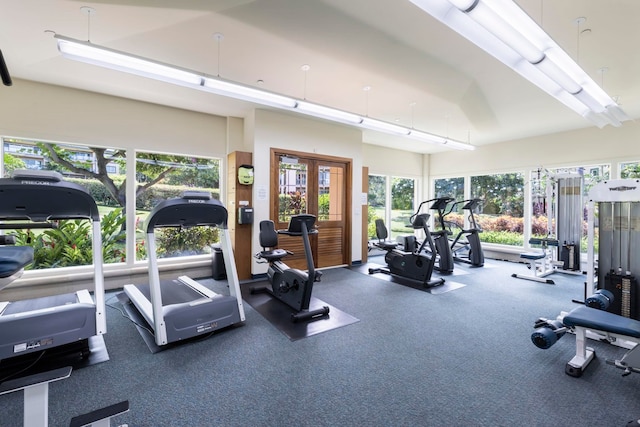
[2,0,638,153]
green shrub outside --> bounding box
[66,176,220,209]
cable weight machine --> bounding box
[585,179,640,319]
[513,169,584,284]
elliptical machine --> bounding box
[418,197,455,274]
[368,213,445,288]
[253,214,330,322]
[447,199,485,267]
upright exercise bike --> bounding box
[253,214,330,322]
[446,199,485,267]
[368,213,445,288]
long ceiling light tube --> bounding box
[360,117,411,135]
[202,76,297,108]
[54,35,474,150]
[295,100,364,124]
[408,0,629,128]
[56,35,203,87]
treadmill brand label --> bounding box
[14,338,53,353]
[188,199,206,203]
[197,322,217,333]
[20,180,53,186]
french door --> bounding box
[270,149,351,269]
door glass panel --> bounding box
[318,165,343,221]
[278,160,308,222]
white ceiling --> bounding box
[1,0,638,153]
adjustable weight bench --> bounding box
[532,290,640,377]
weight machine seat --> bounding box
[563,305,640,339]
[0,246,33,278]
[520,252,547,260]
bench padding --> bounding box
[0,246,34,278]
[520,252,546,260]
[563,305,640,339]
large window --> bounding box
[367,175,387,240]
[471,172,525,246]
[434,176,464,228]
[2,138,221,270]
[134,151,221,260]
[390,177,415,239]
[367,174,417,240]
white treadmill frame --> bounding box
[124,198,245,346]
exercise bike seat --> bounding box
[257,220,289,262]
[374,219,398,250]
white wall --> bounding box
[363,144,423,177]
[251,109,364,272]
[0,79,228,157]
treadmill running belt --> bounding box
[134,279,209,305]
[2,293,78,315]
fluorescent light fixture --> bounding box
[361,117,410,135]
[408,129,475,151]
[408,0,629,128]
[408,129,447,144]
[202,77,296,108]
[55,35,202,87]
[295,101,363,124]
[54,34,473,150]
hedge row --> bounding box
[66,177,220,209]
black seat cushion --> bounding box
[0,246,34,278]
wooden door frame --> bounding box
[270,148,352,267]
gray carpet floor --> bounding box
[1,258,639,426]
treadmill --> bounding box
[123,191,245,347]
[0,169,106,362]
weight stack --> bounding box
[603,270,638,319]
[560,242,580,271]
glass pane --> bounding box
[135,152,221,260]
[2,138,126,267]
[434,177,464,227]
[620,161,640,178]
[471,172,524,246]
[530,169,550,238]
[367,175,387,239]
[278,160,307,222]
[390,177,415,239]
[318,165,343,221]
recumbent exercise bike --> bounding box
[253,214,329,322]
[368,213,445,288]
